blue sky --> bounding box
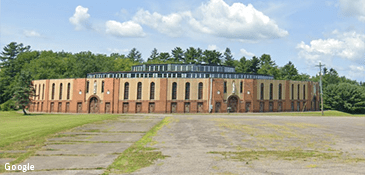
[1,0,365,81]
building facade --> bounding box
[29,64,320,113]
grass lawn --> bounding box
[0,111,120,173]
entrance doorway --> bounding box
[184,102,190,113]
[123,103,129,113]
[89,97,99,113]
[77,102,82,113]
[149,103,155,113]
[197,102,204,113]
[228,96,239,112]
[171,102,177,113]
[105,102,111,113]
[215,102,221,113]
[136,103,142,113]
[66,102,70,113]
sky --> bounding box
[1,0,365,82]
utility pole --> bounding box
[315,62,325,116]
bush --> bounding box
[0,99,16,111]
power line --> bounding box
[315,62,325,116]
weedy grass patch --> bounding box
[103,117,172,174]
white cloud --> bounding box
[350,65,365,72]
[23,30,41,37]
[133,10,189,37]
[107,48,129,54]
[131,0,288,40]
[240,48,255,57]
[339,0,365,22]
[105,20,146,38]
[190,0,288,40]
[207,45,218,50]
[297,30,365,65]
[348,65,365,79]
[69,6,91,30]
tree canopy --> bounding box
[0,42,364,114]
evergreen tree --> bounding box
[127,48,143,63]
[324,83,365,114]
[171,47,184,62]
[223,48,234,66]
[148,48,159,61]
[12,71,34,115]
[202,50,222,65]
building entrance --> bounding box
[228,96,238,112]
[89,97,99,113]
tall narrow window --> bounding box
[52,83,55,100]
[35,85,37,100]
[86,81,89,93]
[137,82,142,100]
[198,82,203,100]
[67,83,71,100]
[240,81,243,93]
[270,83,273,100]
[278,84,282,100]
[297,84,300,100]
[101,81,104,93]
[291,84,294,100]
[260,83,264,100]
[185,82,190,100]
[124,82,129,100]
[150,82,155,100]
[224,81,227,93]
[303,85,306,100]
[38,85,40,100]
[42,84,45,100]
[59,83,63,100]
[172,82,177,100]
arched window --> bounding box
[150,82,155,100]
[86,81,89,93]
[172,82,177,100]
[38,85,41,100]
[51,83,55,100]
[303,85,306,100]
[278,84,282,100]
[291,84,294,100]
[137,82,142,100]
[185,82,190,100]
[270,83,273,100]
[224,81,227,93]
[42,84,45,100]
[67,83,71,100]
[101,81,104,93]
[240,81,243,93]
[198,82,203,100]
[59,83,63,100]
[124,82,129,100]
[260,83,264,100]
[297,84,300,100]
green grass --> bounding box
[209,149,365,163]
[238,110,364,117]
[104,117,172,174]
[0,111,120,173]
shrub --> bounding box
[0,99,16,111]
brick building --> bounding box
[29,64,320,113]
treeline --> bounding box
[0,42,364,113]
